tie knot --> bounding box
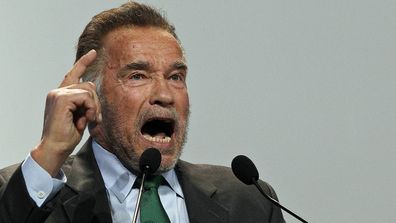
[144,175,165,190]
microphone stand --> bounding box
[252,179,308,223]
[131,167,148,223]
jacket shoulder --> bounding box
[176,160,285,222]
[0,163,20,185]
[176,160,277,198]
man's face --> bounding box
[96,26,189,173]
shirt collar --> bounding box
[92,140,135,202]
[162,167,185,199]
[92,140,185,202]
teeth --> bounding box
[143,134,171,143]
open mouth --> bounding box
[141,118,175,143]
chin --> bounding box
[156,152,181,173]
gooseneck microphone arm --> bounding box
[232,155,308,223]
[251,179,308,223]
[131,148,162,223]
[131,166,148,223]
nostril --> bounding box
[151,97,174,107]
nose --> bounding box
[149,78,174,107]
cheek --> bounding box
[102,90,137,122]
[177,92,190,115]
[111,88,149,126]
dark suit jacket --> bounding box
[0,139,285,223]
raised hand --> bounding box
[31,50,102,176]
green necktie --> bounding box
[140,175,171,223]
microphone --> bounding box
[132,148,161,223]
[231,155,259,185]
[232,155,308,223]
[139,147,161,175]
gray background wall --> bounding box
[1,0,395,222]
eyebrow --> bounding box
[173,61,188,71]
[117,60,188,78]
[117,61,149,78]
[125,61,150,70]
[125,60,187,70]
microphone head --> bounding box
[231,155,259,185]
[139,148,161,175]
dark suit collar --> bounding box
[54,140,229,223]
[175,160,229,223]
[60,138,112,223]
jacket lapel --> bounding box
[43,141,229,223]
[51,138,113,223]
[176,160,229,223]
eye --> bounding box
[129,73,146,80]
[169,73,185,82]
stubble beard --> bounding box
[99,96,189,174]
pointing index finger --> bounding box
[60,49,97,87]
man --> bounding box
[0,2,285,223]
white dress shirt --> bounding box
[21,154,66,207]
[92,140,190,223]
[21,140,190,223]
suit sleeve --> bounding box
[0,165,52,223]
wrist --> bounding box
[31,142,70,177]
